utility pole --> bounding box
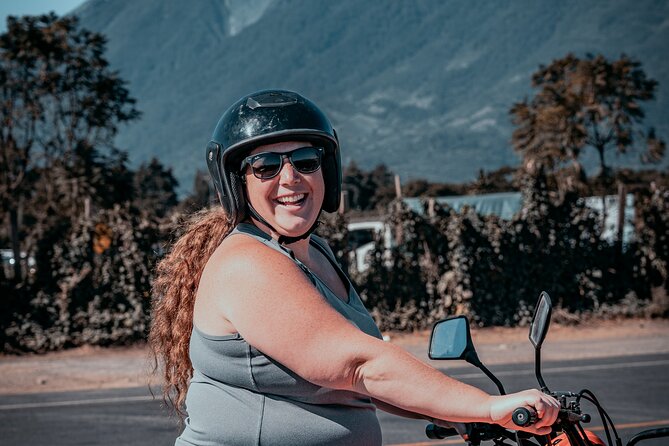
[616,183,626,255]
[394,175,403,245]
[394,175,402,199]
[338,190,349,215]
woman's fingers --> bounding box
[532,394,558,429]
[492,389,560,434]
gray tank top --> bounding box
[176,223,383,446]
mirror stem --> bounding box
[465,351,506,395]
[535,348,549,393]
[480,362,506,396]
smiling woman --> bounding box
[149,89,559,446]
[243,141,326,238]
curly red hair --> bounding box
[149,206,232,418]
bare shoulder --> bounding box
[194,233,302,334]
[198,233,304,302]
[207,233,292,275]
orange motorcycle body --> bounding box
[550,430,606,445]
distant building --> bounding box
[347,221,393,272]
[404,192,634,245]
[404,191,522,220]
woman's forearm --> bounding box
[371,398,430,420]
[352,342,493,423]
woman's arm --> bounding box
[371,398,428,420]
[199,236,559,435]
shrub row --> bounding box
[345,175,669,331]
[2,205,163,352]
[3,176,668,352]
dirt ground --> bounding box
[1,318,667,396]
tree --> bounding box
[367,164,396,210]
[403,179,465,197]
[178,169,212,213]
[133,158,179,218]
[469,166,518,195]
[0,13,139,278]
[510,53,665,189]
[342,161,370,210]
[342,162,397,211]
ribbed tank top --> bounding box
[175,223,384,446]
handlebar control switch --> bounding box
[512,407,537,427]
[425,424,458,440]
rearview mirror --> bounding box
[428,315,508,395]
[529,291,552,349]
[429,316,473,360]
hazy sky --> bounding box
[0,0,87,33]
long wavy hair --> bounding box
[149,206,232,418]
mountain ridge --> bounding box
[71,0,669,193]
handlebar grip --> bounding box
[512,407,537,427]
[425,424,458,439]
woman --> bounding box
[150,90,559,445]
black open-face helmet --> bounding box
[206,89,341,229]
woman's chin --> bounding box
[274,215,317,237]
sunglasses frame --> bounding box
[240,146,324,180]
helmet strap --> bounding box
[246,201,321,245]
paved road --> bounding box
[1,353,668,446]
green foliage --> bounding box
[3,190,171,352]
[3,16,668,351]
[0,13,140,279]
[511,53,665,188]
[634,186,669,316]
[342,162,396,211]
[469,167,517,195]
[315,211,350,274]
[133,158,179,218]
[353,201,450,331]
[352,170,668,331]
[177,169,213,213]
[0,13,175,353]
[403,178,467,198]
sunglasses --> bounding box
[240,146,324,180]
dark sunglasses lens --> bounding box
[291,148,321,173]
[251,154,282,179]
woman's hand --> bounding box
[489,390,560,435]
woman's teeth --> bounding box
[276,193,306,205]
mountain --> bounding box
[72,0,669,194]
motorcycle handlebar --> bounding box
[512,407,537,427]
[425,424,458,439]
[512,406,591,427]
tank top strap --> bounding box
[230,223,315,279]
[229,223,378,335]
[309,234,339,266]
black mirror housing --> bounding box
[428,315,508,395]
[529,291,552,349]
[428,316,476,361]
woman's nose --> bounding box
[278,158,300,183]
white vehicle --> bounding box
[1,248,36,277]
[347,221,393,272]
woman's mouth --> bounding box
[274,193,307,207]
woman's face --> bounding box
[243,141,325,237]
